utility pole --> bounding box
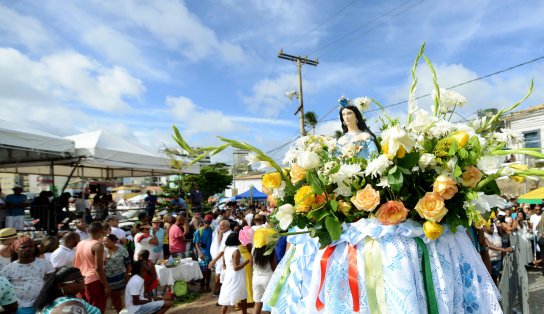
[278,50,318,136]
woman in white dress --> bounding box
[252,244,276,314]
[218,232,251,314]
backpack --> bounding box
[173,280,188,297]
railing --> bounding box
[499,230,533,313]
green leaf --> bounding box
[388,169,404,193]
[388,165,398,175]
[307,170,324,195]
[307,208,330,222]
[330,199,338,212]
[296,215,309,229]
[325,216,342,241]
[454,165,463,177]
[458,147,468,159]
[448,140,458,156]
[397,166,412,175]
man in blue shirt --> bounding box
[189,185,203,213]
[4,185,28,230]
[144,191,158,217]
[170,194,186,212]
[193,214,213,293]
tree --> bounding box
[197,163,233,199]
[334,130,343,139]
[304,111,318,134]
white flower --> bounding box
[258,161,273,170]
[494,128,523,146]
[418,153,436,169]
[410,109,434,132]
[440,156,458,177]
[352,97,372,113]
[354,132,371,142]
[338,164,363,178]
[377,177,390,188]
[477,155,504,175]
[428,120,455,138]
[365,155,393,178]
[334,182,352,197]
[282,147,298,165]
[297,151,320,169]
[435,88,467,113]
[340,143,358,159]
[276,204,295,230]
[464,193,507,214]
[380,125,415,157]
[500,166,515,176]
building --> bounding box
[225,174,263,197]
[501,104,544,195]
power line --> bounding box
[309,0,420,56]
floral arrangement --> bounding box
[172,43,541,249]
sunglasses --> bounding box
[61,277,85,284]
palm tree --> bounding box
[304,111,318,134]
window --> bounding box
[523,130,541,148]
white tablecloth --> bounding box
[155,259,203,285]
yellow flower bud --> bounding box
[423,221,444,240]
[337,200,352,216]
[253,228,278,248]
[450,131,469,148]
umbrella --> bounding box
[518,187,544,204]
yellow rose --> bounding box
[432,175,458,200]
[290,163,308,184]
[267,195,278,208]
[351,184,380,212]
[294,185,315,213]
[450,131,469,148]
[338,200,352,216]
[375,200,409,225]
[253,228,278,248]
[423,221,444,240]
[460,166,483,188]
[415,192,448,222]
[262,172,282,190]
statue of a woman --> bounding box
[337,102,379,160]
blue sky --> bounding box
[2,0,544,164]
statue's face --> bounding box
[342,108,357,127]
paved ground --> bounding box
[528,270,544,314]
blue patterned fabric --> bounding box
[262,219,502,314]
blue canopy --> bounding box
[234,186,268,200]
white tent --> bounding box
[0,129,199,178]
[0,120,75,166]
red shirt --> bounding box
[168,224,186,254]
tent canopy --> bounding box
[0,120,75,165]
[518,187,544,204]
[234,186,267,200]
[0,129,199,178]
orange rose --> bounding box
[460,166,483,188]
[290,163,307,184]
[415,192,448,222]
[432,175,458,200]
[375,200,409,225]
[312,193,327,209]
[351,184,380,212]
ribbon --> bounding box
[269,248,295,306]
[347,244,360,312]
[414,237,439,314]
[316,245,336,310]
[364,237,386,314]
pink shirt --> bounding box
[168,224,186,254]
[73,239,101,284]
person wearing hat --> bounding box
[133,224,158,262]
[4,185,28,231]
[194,214,214,293]
[0,228,18,271]
[150,217,164,262]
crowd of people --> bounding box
[0,184,280,314]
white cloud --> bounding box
[94,0,247,63]
[167,96,238,134]
[0,5,52,51]
[242,73,299,118]
[0,48,145,113]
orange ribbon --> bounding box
[316,245,336,311]
[315,244,359,312]
[348,244,360,312]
